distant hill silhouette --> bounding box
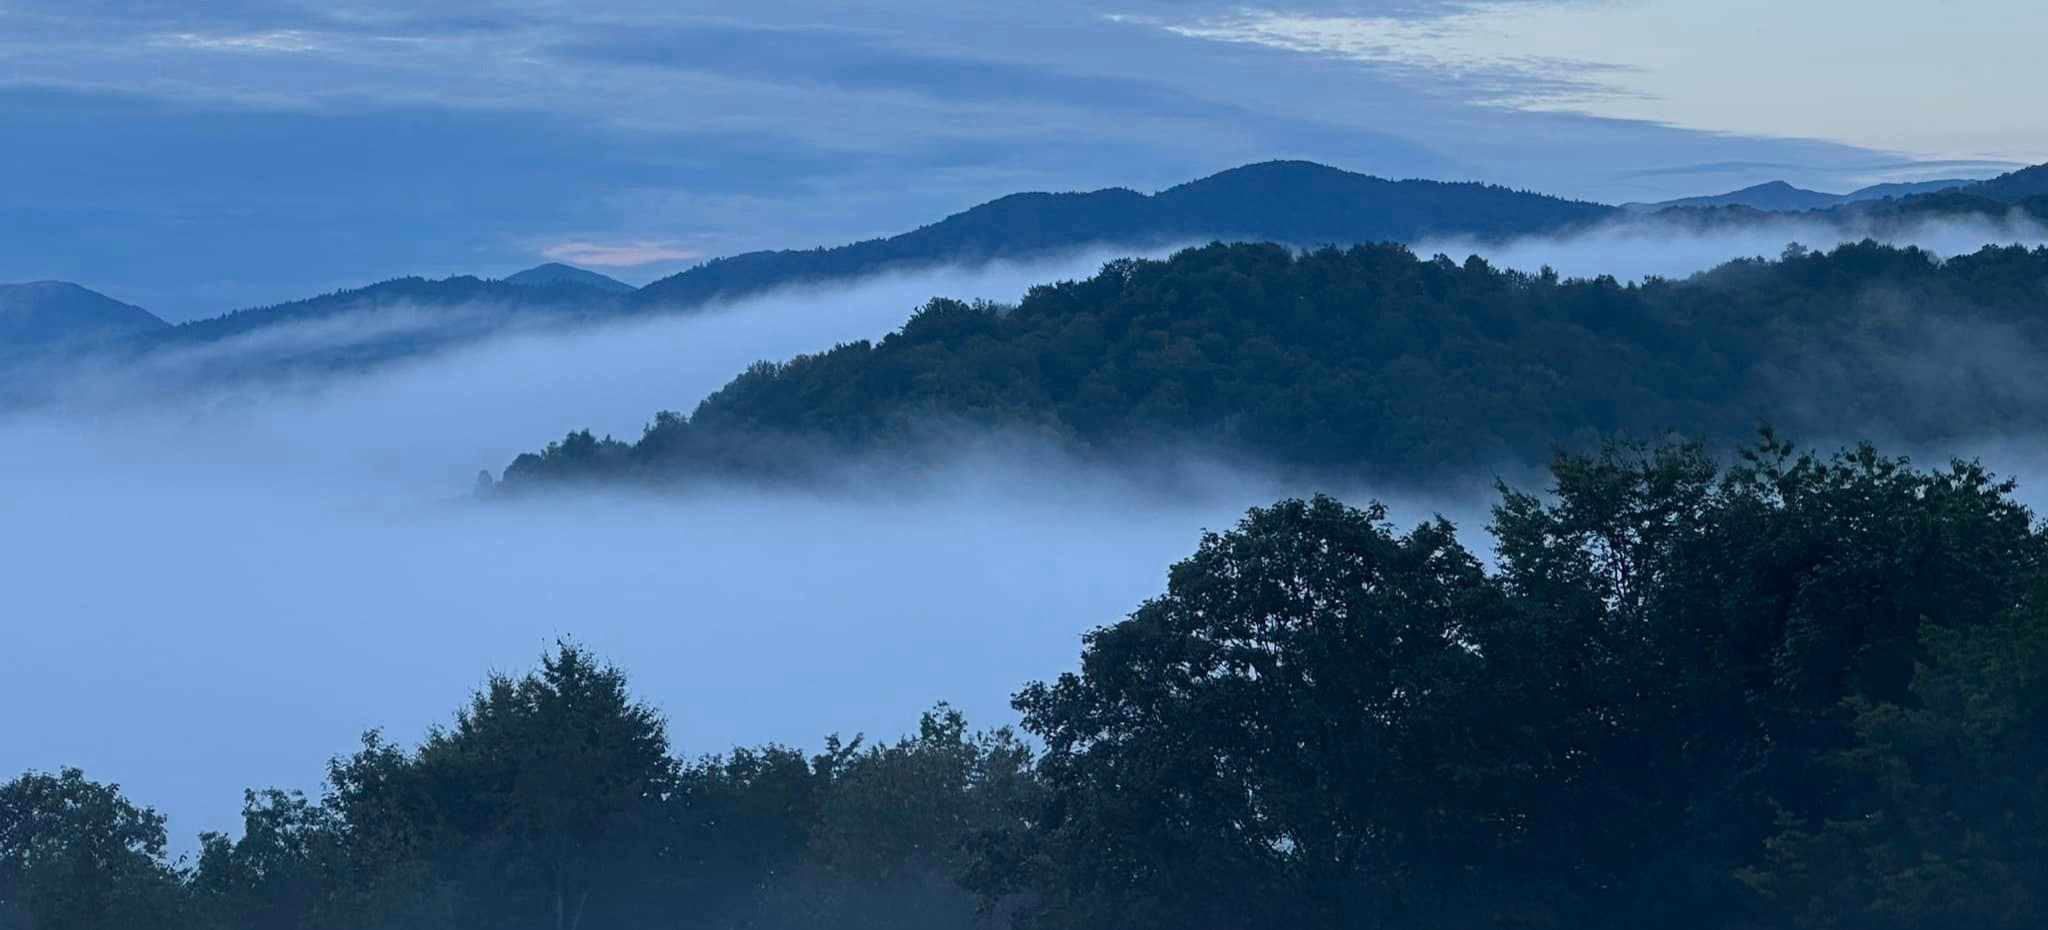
[1644,183,2048,234]
[1849,178,1979,201]
[161,275,626,349]
[1968,162,2048,201]
[504,263,636,293]
[0,281,167,350]
[1628,178,1976,213]
[9,157,2045,394]
[628,160,1616,308]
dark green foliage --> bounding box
[993,436,2045,930]
[0,768,187,930]
[502,239,2048,491]
[1007,495,1522,929]
[1744,584,2048,930]
[747,708,1040,930]
[189,790,343,930]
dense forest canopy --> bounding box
[9,435,2047,930]
[499,239,2048,491]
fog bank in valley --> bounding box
[0,248,1495,850]
[10,216,2048,850]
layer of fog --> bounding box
[1415,210,2048,281]
[12,219,2048,851]
[0,248,1496,851]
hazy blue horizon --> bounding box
[2,0,2033,320]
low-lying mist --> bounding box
[10,217,2048,850]
[0,248,1496,849]
[1416,210,2048,280]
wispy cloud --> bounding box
[1160,7,1635,110]
[1,0,2011,317]
[1150,0,2048,162]
[542,240,703,267]
[154,30,324,54]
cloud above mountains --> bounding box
[0,0,2031,319]
[541,240,703,267]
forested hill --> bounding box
[626,160,1617,308]
[501,239,2048,489]
[1967,161,2048,201]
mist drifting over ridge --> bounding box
[0,245,1415,849]
[1413,206,2048,282]
[9,207,2048,852]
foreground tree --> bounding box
[750,706,1040,929]
[1487,434,2040,926]
[999,435,2045,930]
[0,768,187,930]
[411,642,681,930]
[189,789,344,930]
[1006,495,1539,929]
[1747,582,2048,929]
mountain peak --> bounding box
[502,263,635,293]
[0,280,168,349]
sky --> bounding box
[2,0,2039,319]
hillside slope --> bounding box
[629,160,1616,308]
[503,239,2048,489]
[0,281,168,349]
[503,263,636,293]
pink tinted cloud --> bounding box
[541,240,703,267]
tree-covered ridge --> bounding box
[500,239,2048,490]
[11,435,2048,929]
[1967,161,2048,202]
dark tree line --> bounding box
[11,435,2048,929]
[500,239,2048,491]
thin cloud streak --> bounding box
[542,240,705,267]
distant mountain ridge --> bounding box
[628,160,1616,307]
[0,281,167,351]
[1627,177,1978,213]
[9,157,2047,386]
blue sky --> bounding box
[0,0,2035,319]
